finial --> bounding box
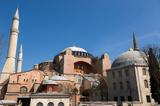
[14,8,19,19]
[133,32,139,51]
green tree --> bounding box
[143,45,160,103]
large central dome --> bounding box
[112,49,148,68]
[63,46,87,53]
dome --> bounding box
[63,46,87,53]
[112,49,147,68]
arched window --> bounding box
[48,102,54,106]
[126,81,130,89]
[143,68,147,75]
[113,82,117,90]
[144,80,149,88]
[36,102,43,106]
[119,82,123,89]
[20,86,27,93]
[58,102,64,106]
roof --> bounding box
[63,46,87,53]
[50,75,68,81]
[112,49,147,68]
[0,100,16,105]
[42,79,58,85]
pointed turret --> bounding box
[16,44,23,73]
[13,8,19,20]
[133,32,139,51]
[0,8,20,82]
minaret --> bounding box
[16,44,23,73]
[0,8,19,82]
[133,32,139,51]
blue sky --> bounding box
[0,0,160,70]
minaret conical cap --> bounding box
[14,8,19,19]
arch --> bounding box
[47,102,54,106]
[20,86,27,93]
[58,102,64,106]
[36,102,43,106]
[144,80,149,88]
[74,61,96,74]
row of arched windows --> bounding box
[113,81,130,90]
[37,102,64,106]
[113,80,149,90]
[72,51,89,57]
[112,69,129,79]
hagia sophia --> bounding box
[0,8,157,106]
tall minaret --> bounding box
[16,44,23,73]
[0,8,19,82]
[133,32,139,51]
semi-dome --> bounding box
[63,46,87,53]
[112,49,148,68]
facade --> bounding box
[0,8,157,106]
[30,93,70,106]
[107,35,156,106]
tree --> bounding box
[143,45,160,103]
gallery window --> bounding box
[113,82,117,90]
[143,68,147,75]
[128,96,132,101]
[126,81,130,89]
[48,102,54,106]
[37,102,43,106]
[112,72,115,79]
[120,96,125,101]
[119,82,123,90]
[114,96,118,101]
[118,71,122,78]
[146,95,151,103]
[125,69,129,76]
[58,102,64,106]
[144,80,149,88]
[20,86,27,93]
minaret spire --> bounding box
[14,8,19,20]
[16,44,23,73]
[133,32,139,51]
[0,8,20,82]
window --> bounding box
[125,69,129,76]
[120,82,123,90]
[144,80,149,88]
[58,102,64,106]
[143,68,147,75]
[112,72,115,79]
[146,95,151,103]
[128,96,132,101]
[20,86,27,93]
[113,82,117,90]
[114,96,118,101]
[37,102,43,106]
[126,81,130,89]
[120,96,125,101]
[48,102,54,106]
[118,71,122,77]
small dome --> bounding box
[63,46,87,53]
[112,50,147,68]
